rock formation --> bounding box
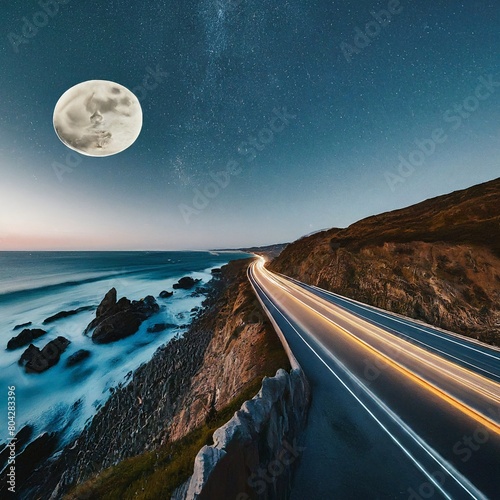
[42,306,95,324]
[12,321,32,331]
[173,277,201,290]
[174,368,309,500]
[7,328,47,350]
[0,432,58,498]
[22,259,296,499]
[0,425,33,471]
[84,288,160,344]
[147,323,176,333]
[65,349,91,367]
[18,337,71,373]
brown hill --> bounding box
[270,178,500,345]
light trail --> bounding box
[248,261,489,500]
[284,273,500,360]
[254,260,500,429]
[270,272,500,411]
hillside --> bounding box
[238,243,288,259]
[270,178,500,346]
[21,259,292,498]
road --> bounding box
[248,258,500,499]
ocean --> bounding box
[0,251,250,452]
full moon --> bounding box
[53,80,143,157]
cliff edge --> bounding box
[21,258,304,499]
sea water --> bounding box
[0,251,250,451]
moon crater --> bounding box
[53,80,142,157]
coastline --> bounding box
[19,258,307,499]
[0,251,250,453]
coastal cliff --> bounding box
[270,178,500,346]
[23,258,306,499]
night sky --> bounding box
[0,0,499,250]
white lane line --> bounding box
[275,276,500,382]
[270,276,500,408]
[250,265,486,500]
[314,284,500,358]
[280,274,500,361]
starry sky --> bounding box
[0,0,499,250]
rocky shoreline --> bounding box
[19,258,304,499]
[18,274,222,498]
[5,274,206,379]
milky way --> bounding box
[0,0,498,249]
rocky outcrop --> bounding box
[21,308,217,497]
[173,277,201,290]
[159,290,174,298]
[174,368,309,500]
[0,433,58,497]
[167,263,291,442]
[13,321,32,331]
[271,178,500,346]
[238,243,289,259]
[0,425,33,471]
[65,349,91,367]
[84,289,160,344]
[42,306,94,324]
[23,259,293,499]
[7,328,47,350]
[96,287,117,317]
[91,312,142,344]
[18,337,71,373]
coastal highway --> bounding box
[248,258,500,499]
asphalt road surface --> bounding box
[248,258,500,499]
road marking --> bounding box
[274,274,500,380]
[250,264,485,500]
[286,276,500,361]
[272,275,500,407]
